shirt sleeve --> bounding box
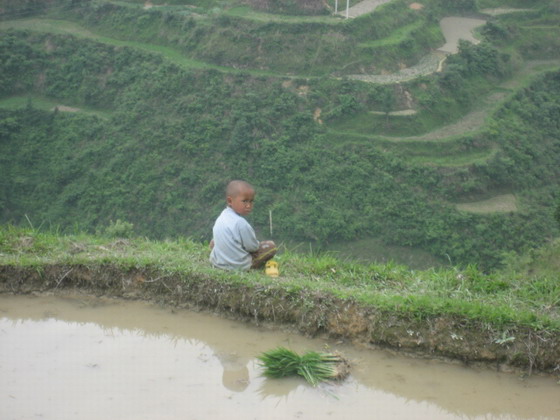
[237,219,259,253]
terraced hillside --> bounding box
[1,0,559,270]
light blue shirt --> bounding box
[210,207,259,270]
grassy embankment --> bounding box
[1,225,559,374]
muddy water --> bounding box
[439,17,487,54]
[1,294,559,420]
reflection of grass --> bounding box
[456,194,518,214]
[0,95,109,118]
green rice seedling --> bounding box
[257,347,301,378]
[258,347,349,386]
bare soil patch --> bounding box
[313,107,323,124]
[52,105,81,113]
[347,52,446,84]
[370,109,417,116]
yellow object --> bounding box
[265,260,279,277]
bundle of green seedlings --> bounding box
[258,347,350,386]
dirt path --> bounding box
[456,194,518,214]
[480,8,533,16]
[381,60,560,142]
[347,52,446,84]
[336,0,392,18]
[388,92,506,142]
[53,105,81,112]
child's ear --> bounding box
[226,196,233,206]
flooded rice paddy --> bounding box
[439,17,487,54]
[1,294,559,420]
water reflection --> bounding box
[1,294,559,420]
[216,350,250,392]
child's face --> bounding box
[227,187,255,216]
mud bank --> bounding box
[1,263,559,375]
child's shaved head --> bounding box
[226,180,254,198]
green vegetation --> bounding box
[0,94,109,118]
[0,0,559,272]
[4,0,444,76]
[501,237,560,280]
[476,0,550,9]
[1,225,558,332]
[223,6,335,22]
[258,347,349,386]
[321,237,445,269]
[0,19,241,73]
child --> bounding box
[210,180,276,271]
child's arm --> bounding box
[238,221,259,253]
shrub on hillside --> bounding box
[96,219,135,239]
[246,0,330,15]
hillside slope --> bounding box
[0,0,559,270]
